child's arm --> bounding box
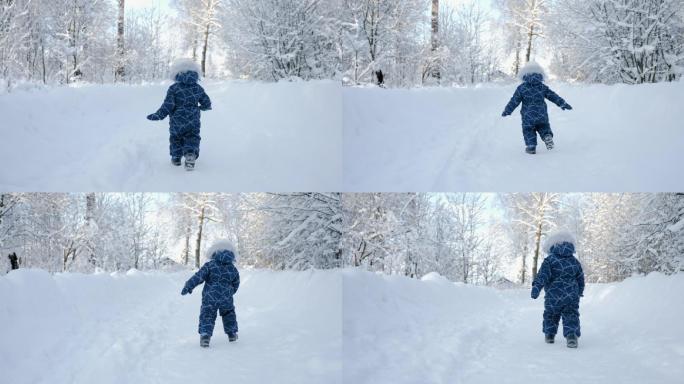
[576,262,585,297]
[543,85,572,110]
[181,264,209,295]
[531,258,552,299]
[502,86,522,116]
[231,271,240,294]
[199,88,212,111]
[148,86,176,121]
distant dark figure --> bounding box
[8,252,19,270]
[375,70,385,87]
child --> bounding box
[531,230,585,348]
[501,61,572,154]
[181,240,240,348]
[147,58,212,170]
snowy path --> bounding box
[344,271,684,384]
[0,269,342,384]
[0,81,342,192]
[343,82,684,192]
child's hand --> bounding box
[531,286,540,299]
[181,286,192,295]
[501,111,511,117]
[147,113,161,121]
[562,104,573,110]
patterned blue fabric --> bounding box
[502,73,572,147]
[182,249,240,336]
[147,71,212,159]
[531,241,585,338]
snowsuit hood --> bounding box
[522,72,544,85]
[212,249,236,264]
[548,242,575,258]
[175,70,199,85]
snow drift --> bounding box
[0,269,341,384]
[343,81,684,191]
[0,80,342,192]
[2,268,681,384]
[343,270,684,384]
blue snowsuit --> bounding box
[531,241,585,338]
[182,249,240,336]
[147,71,212,160]
[502,73,572,148]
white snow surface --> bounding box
[0,268,341,384]
[0,80,342,191]
[343,81,684,192]
[343,270,684,384]
[3,268,682,383]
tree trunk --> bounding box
[194,206,206,268]
[525,23,534,63]
[115,0,125,81]
[201,22,210,77]
[85,193,97,268]
[520,243,528,284]
[41,38,46,84]
[513,35,521,75]
[182,227,191,265]
[430,0,440,81]
[531,219,543,280]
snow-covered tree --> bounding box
[548,0,684,83]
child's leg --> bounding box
[561,301,581,338]
[522,125,538,147]
[198,304,218,336]
[219,306,238,335]
[169,131,183,159]
[543,303,561,336]
[182,128,201,160]
[535,123,554,140]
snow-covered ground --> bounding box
[0,269,342,384]
[343,81,684,191]
[343,270,684,384]
[0,80,342,192]
[3,268,681,383]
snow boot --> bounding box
[545,334,555,344]
[543,135,554,150]
[525,146,536,154]
[185,154,196,171]
[566,334,578,348]
[171,157,182,166]
[200,334,210,348]
[228,333,238,342]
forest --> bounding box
[2,192,682,284]
[1,0,682,88]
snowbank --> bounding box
[343,270,506,383]
[0,268,341,384]
[343,270,684,384]
[3,268,681,383]
[0,80,342,191]
[343,81,684,191]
